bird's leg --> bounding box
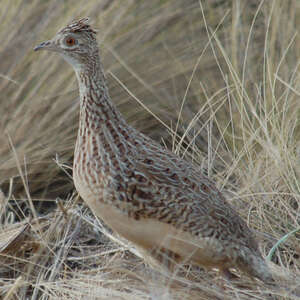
[150,247,183,274]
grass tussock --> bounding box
[0,0,300,299]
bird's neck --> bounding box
[73,56,136,175]
[75,57,125,131]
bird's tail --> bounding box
[236,251,275,284]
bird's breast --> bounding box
[73,134,107,201]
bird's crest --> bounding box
[58,18,97,36]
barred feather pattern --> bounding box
[36,18,275,284]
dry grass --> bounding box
[0,0,300,299]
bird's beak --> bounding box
[34,40,56,51]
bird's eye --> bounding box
[65,36,77,46]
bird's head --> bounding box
[34,18,98,72]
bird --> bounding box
[34,18,274,284]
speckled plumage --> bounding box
[34,18,274,283]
